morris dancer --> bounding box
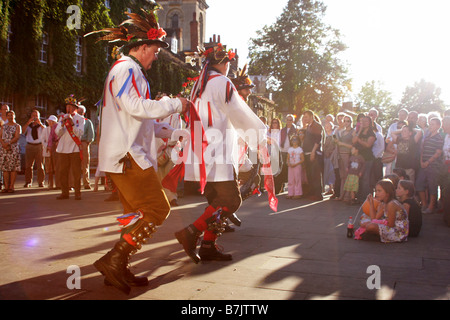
[174,44,268,263]
[231,64,261,201]
[85,4,188,294]
[55,95,85,200]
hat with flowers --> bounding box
[84,1,168,52]
[64,94,85,107]
[200,43,236,65]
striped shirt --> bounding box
[421,132,444,167]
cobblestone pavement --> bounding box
[1,175,449,301]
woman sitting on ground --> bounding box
[363,179,409,243]
[358,173,399,227]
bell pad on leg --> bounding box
[118,213,157,249]
[205,208,227,237]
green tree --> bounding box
[355,80,394,129]
[248,0,349,115]
[1,0,195,118]
[0,0,13,96]
[400,79,446,115]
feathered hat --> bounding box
[188,43,236,101]
[84,2,168,52]
[231,64,255,91]
[64,94,85,107]
[184,43,236,67]
[200,43,236,65]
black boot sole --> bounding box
[104,277,149,287]
[199,254,233,261]
[94,259,131,295]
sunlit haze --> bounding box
[205,0,450,107]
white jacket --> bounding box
[98,55,182,173]
[184,71,267,182]
[55,113,85,154]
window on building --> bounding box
[74,36,82,74]
[0,95,15,110]
[39,32,48,63]
[171,14,179,29]
[35,95,48,115]
[7,25,12,53]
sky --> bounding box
[205,0,450,106]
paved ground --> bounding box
[0,174,449,302]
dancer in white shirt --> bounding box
[85,4,188,294]
[175,43,267,263]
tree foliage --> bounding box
[400,79,446,115]
[1,0,194,118]
[355,80,394,128]
[248,0,350,115]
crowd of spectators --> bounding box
[1,102,449,239]
[264,107,450,241]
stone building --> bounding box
[158,0,209,53]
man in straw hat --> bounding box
[55,95,85,200]
[85,2,189,294]
[174,44,269,263]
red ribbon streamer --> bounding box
[259,145,278,212]
[162,102,207,194]
[64,118,83,161]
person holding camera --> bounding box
[22,109,46,188]
[55,95,85,200]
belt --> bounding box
[27,142,42,145]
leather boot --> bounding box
[175,224,201,264]
[104,268,149,287]
[199,240,232,261]
[226,213,241,227]
[93,240,133,295]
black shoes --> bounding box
[93,240,137,295]
[175,225,201,264]
[104,268,149,287]
[199,240,232,261]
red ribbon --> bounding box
[64,118,83,161]
[162,102,207,194]
[161,159,184,193]
[188,101,207,194]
